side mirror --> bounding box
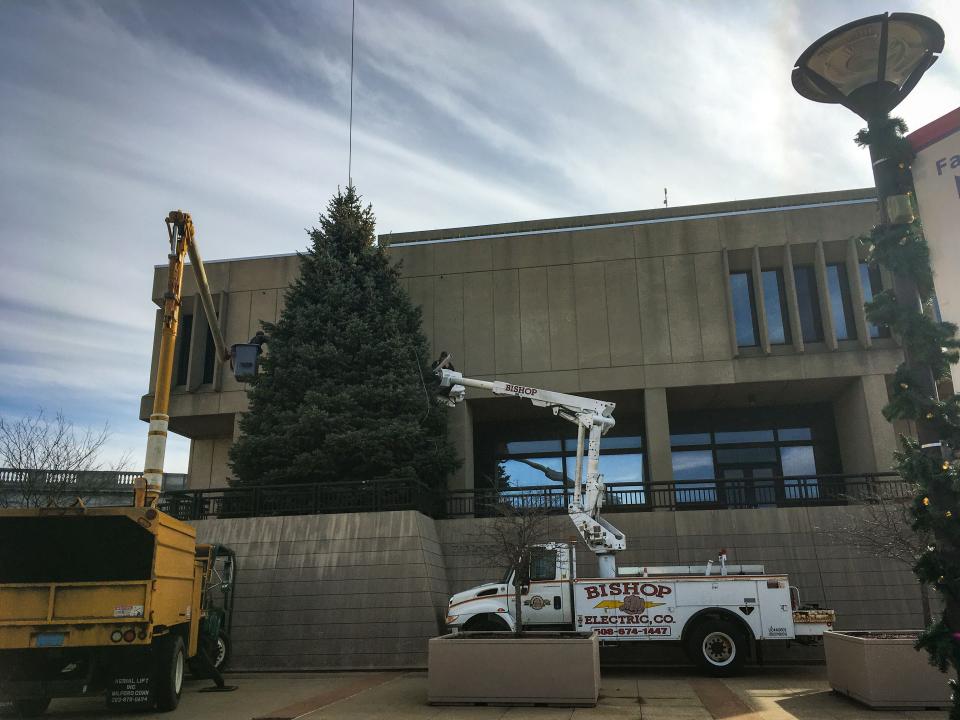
[231,343,260,381]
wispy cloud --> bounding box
[1,0,958,473]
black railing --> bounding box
[159,478,439,521]
[153,472,908,521]
[443,472,909,517]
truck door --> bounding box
[521,545,569,626]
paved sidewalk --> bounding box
[1,666,948,719]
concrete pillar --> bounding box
[783,244,805,353]
[751,246,771,354]
[721,248,739,358]
[446,402,474,491]
[643,388,673,487]
[815,240,838,350]
[846,238,871,349]
[834,375,897,474]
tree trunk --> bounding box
[514,584,522,637]
[919,580,932,627]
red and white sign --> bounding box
[910,108,960,386]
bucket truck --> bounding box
[0,212,242,715]
[437,368,835,676]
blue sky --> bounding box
[1,0,958,473]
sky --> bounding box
[1,0,958,474]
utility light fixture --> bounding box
[792,12,944,120]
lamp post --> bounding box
[793,12,945,448]
[794,15,960,705]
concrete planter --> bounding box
[824,630,951,709]
[428,632,599,706]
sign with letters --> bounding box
[911,109,960,386]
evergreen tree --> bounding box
[229,187,459,492]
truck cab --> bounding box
[446,543,575,632]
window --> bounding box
[530,547,557,581]
[482,424,646,509]
[730,272,759,347]
[793,265,824,343]
[826,264,857,340]
[858,262,890,339]
[202,329,216,384]
[761,269,791,345]
[668,408,838,507]
[174,315,193,387]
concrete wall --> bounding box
[194,511,448,670]
[194,505,929,671]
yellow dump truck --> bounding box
[0,505,235,716]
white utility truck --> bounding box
[436,367,834,676]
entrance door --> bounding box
[718,465,779,508]
[520,545,569,627]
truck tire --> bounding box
[154,635,185,711]
[463,614,510,632]
[686,619,747,677]
[13,697,50,717]
[213,631,230,671]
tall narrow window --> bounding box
[826,264,857,340]
[858,262,890,339]
[729,272,759,347]
[202,329,216,384]
[761,269,791,345]
[793,265,823,343]
[174,315,193,387]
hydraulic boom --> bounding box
[438,368,625,577]
[135,211,232,508]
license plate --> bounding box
[36,633,65,647]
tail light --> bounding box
[122,629,136,643]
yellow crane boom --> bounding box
[135,211,231,508]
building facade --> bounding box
[142,187,901,497]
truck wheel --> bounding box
[213,631,230,671]
[155,635,185,711]
[686,619,747,677]
[463,615,510,632]
[13,697,50,717]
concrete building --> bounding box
[141,187,934,669]
[143,187,900,495]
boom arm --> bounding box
[135,211,232,508]
[438,369,625,577]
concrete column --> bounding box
[846,238,871,349]
[721,248,739,358]
[783,244,804,353]
[751,246,771,354]
[446,402,474,491]
[815,240,838,350]
[834,375,897,474]
[643,388,673,488]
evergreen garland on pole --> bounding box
[858,118,960,716]
[228,187,459,496]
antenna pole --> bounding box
[348,0,356,188]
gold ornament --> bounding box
[926,412,935,420]
[944,461,952,471]
[939,575,945,583]
[900,383,909,390]
[947,511,954,518]
[923,497,931,506]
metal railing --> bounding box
[0,468,188,492]
[159,478,439,521]
[442,472,909,517]
[152,472,908,521]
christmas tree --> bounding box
[229,187,459,493]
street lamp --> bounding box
[793,13,943,223]
[792,13,943,121]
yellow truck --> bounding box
[0,506,235,715]
[0,212,246,716]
